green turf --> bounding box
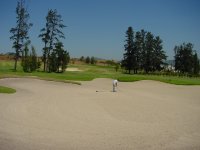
[0,60,200,85]
[117,75,200,85]
[0,86,16,94]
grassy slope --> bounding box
[0,60,200,85]
[0,86,16,94]
[117,75,200,85]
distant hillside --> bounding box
[0,53,15,60]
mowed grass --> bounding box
[0,86,16,94]
[117,75,200,85]
[0,60,121,81]
[1,60,200,85]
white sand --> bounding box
[66,67,82,71]
[0,78,200,150]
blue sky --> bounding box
[0,0,200,60]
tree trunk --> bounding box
[14,50,19,71]
[43,56,47,72]
[46,53,50,73]
[43,60,46,72]
[14,58,17,71]
[43,44,47,72]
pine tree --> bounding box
[21,45,39,72]
[80,56,85,61]
[30,46,38,72]
[140,29,147,72]
[144,32,154,73]
[38,25,50,71]
[122,27,134,74]
[49,50,57,72]
[90,56,96,64]
[49,42,70,73]
[134,31,143,73]
[39,9,66,72]
[152,36,167,71]
[193,52,200,75]
[122,28,167,74]
[174,43,194,74]
[61,50,70,72]
[10,0,32,71]
[21,44,30,72]
[85,56,90,64]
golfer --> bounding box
[113,79,118,92]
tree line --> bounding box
[122,26,200,76]
[79,56,97,64]
[174,43,199,76]
[10,0,70,73]
[122,27,167,74]
[10,1,200,76]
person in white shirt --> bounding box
[113,79,118,92]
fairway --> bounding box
[0,78,200,150]
[1,60,200,85]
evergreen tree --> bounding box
[49,50,57,72]
[21,45,39,72]
[174,43,194,74]
[39,9,66,72]
[174,45,181,72]
[138,32,166,73]
[134,31,143,73]
[21,44,30,72]
[38,24,50,71]
[122,27,134,74]
[80,56,85,61]
[10,0,32,71]
[144,32,154,73]
[85,56,90,64]
[121,28,167,74]
[152,36,167,71]
[30,46,38,72]
[90,56,96,64]
[140,29,147,72]
[61,50,70,72]
[49,42,70,73]
[193,52,200,75]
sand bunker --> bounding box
[66,67,82,71]
[0,78,200,150]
